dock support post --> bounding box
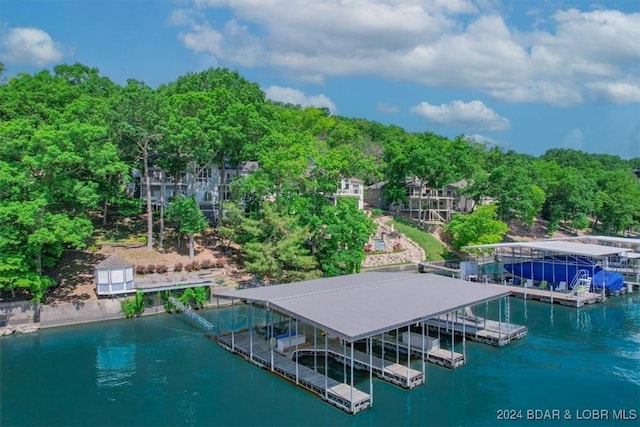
[395,329,399,363]
[324,332,328,399]
[406,326,411,388]
[421,321,426,381]
[314,326,317,372]
[462,308,466,360]
[248,302,253,360]
[216,298,220,332]
[451,312,455,362]
[498,298,502,343]
[295,319,299,384]
[231,300,235,351]
[369,337,373,406]
[350,341,354,413]
[343,340,347,384]
[270,309,274,372]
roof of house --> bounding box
[95,254,133,269]
[212,272,509,342]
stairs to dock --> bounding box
[168,296,217,334]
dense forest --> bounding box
[1,63,639,301]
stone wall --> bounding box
[362,216,426,268]
[0,301,40,335]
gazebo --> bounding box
[95,254,135,296]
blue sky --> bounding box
[2,0,639,158]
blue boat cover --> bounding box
[504,258,624,291]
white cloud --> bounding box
[411,100,510,131]
[175,1,640,106]
[177,23,223,56]
[264,85,337,114]
[586,81,640,105]
[0,27,63,66]
[377,103,399,113]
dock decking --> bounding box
[508,286,605,307]
[374,333,465,369]
[215,331,371,414]
[292,337,424,389]
[427,313,527,347]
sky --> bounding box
[1,0,639,159]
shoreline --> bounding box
[0,290,236,337]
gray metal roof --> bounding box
[550,236,640,246]
[212,272,509,342]
[463,240,631,257]
[95,254,133,269]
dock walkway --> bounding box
[427,313,527,347]
[215,331,371,414]
[292,337,424,389]
[508,286,605,307]
[374,333,465,369]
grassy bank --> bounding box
[386,219,449,261]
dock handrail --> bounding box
[167,296,218,334]
[569,270,591,295]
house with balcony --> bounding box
[364,179,477,223]
[136,161,259,223]
[330,177,364,210]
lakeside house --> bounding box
[134,161,259,223]
[364,179,481,224]
[135,163,365,223]
[330,177,364,210]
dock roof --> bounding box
[463,240,631,257]
[212,272,509,342]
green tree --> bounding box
[166,195,208,259]
[444,204,508,252]
[110,80,165,251]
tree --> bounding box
[166,195,208,259]
[313,198,376,276]
[110,80,165,251]
[444,204,508,252]
[221,201,319,282]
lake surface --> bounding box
[1,294,639,426]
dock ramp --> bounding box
[168,296,217,334]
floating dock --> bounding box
[214,331,371,414]
[208,272,515,414]
[427,310,527,347]
[373,333,465,369]
[509,286,605,307]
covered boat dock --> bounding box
[463,240,633,306]
[210,272,511,414]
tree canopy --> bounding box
[2,62,639,300]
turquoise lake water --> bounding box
[1,294,639,427]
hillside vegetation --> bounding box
[1,63,639,301]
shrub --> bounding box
[191,260,200,270]
[146,264,156,274]
[174,262,183,272]
[121,290,145,318]
[392,242,403,252]
[155,264,168,274]
[364,243,373,253]
[184,262,194,272]
[200,259,212,269]
[214,262,224,269]
[135,265,146,275]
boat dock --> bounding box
[292,337,424,389]
[208,272,514,414]
[427,311,528,347]
[374,333,465,369]
[508,286,605,307]
[214,330,372,414]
